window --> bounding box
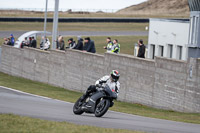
[176,46,182,60]
[158,45,164,57]
[195,17,199,45]
[150,44,155,59]
[192,16,196,45]
[168,44,173,58]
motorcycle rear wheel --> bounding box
[73,97,84,115]
[95,99,110,117]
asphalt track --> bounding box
[0,31,148,38]
[0,86,200,133]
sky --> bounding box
[0,0,147,12]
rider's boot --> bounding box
[80,94,87,100]
[80,85,96,100]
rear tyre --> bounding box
[95,99,110,117]
[73,97,84,115]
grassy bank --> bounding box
[0,11,189,18]
[0,72,200,124]
[0,114,140,133]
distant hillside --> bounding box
[117,0,190,16]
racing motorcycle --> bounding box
[73,85,117,117]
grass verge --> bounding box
[0,114,141,133]
[0,22,148,32]
[0,72,200,124]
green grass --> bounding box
[0,22,148,31]
[0,11,189,18]
[0,72,200,124]
[0,114,140,133]
[0,72,81,103]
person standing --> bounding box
[83,37,96,53]
[137,39,146,58]
[31,36,37,48]
[3,38,8,45]
[74,37,83,50]
[56,36,65,50]
[10,34,15,46]
[104,37,113,53]
[28,37,32,47]
[40,36,50,50]
[21,37,29,48]
[67,38,76,49]
[111,39,120,54]
[7,38,12,46]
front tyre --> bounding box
[73,97,84,115]
[95,99,110,117]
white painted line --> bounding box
[0,86,73,104]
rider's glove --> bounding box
[115,86,119,93]
[95,84,102,88]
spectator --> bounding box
[31,36,37,48]
[74,36,83,50]
[56,36,65,50]
[7,38,12,46]
[40,36,50,50]
[83,37,96,53]
[137,39,146,58]
[55,35,61,49]
[111,39,120,54]
[21,37,29,48]
[3,38,8,45]
[104,37,113,53]
[67,38,76,49]
[10,34,15,46]
[28,37,32,47]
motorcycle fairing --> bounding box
[85,91,105,113]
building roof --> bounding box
[188,0,200,11]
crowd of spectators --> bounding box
[104,37,120,54]
[3,34,145,58]
[20,36,38,48]
[56,36,96,53]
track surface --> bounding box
[0,86,200,133]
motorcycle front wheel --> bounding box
[73,97,84,115]
[95,99,110,117]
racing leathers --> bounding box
[95,75,120,95]
[83,75,120,100]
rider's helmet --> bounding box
[110,70,120,82]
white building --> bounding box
[188,0,200,58]
[147,19,190,61]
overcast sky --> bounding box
[0,0,147,11]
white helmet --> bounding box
[110,70,120,82]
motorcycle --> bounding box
[73,85,117,117]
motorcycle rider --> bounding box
[81,70,120,100]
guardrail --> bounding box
[0,17,150,23]
[0,17,189,23]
